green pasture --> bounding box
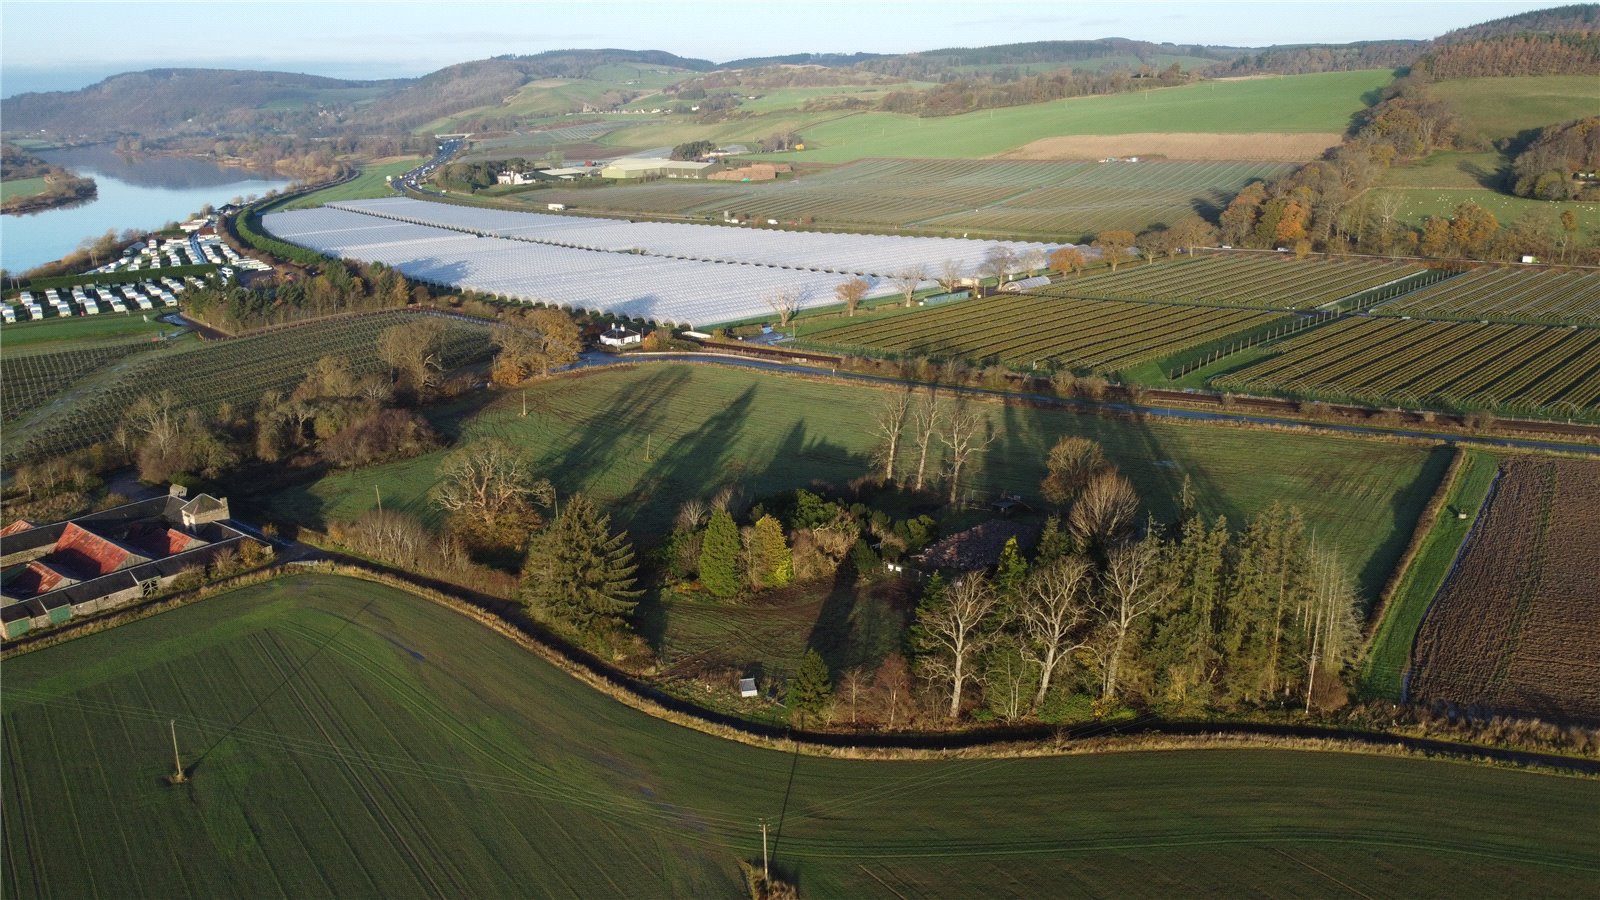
[1360,185,1600,241]
[4,573,1598,898]
[279,159,420,210]
[268,364,1449,600]
[593,70,1389,163]
[1361,449,1499,700]
[733,83,932,114]
[0,311,176,353]
[420,65,688,133]
[1431,76,1600,145]
[0,176,49,202]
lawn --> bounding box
[0,176,49,202]
[1430,76,1600,145]
[278,159,421,210]
[1358,185,1600,242]
[597,70,1392,164]
[0,310,176,352]
[4,573,1598,898]
[266,363,1450,600]
[1360,449,1499,700]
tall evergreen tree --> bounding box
[787,648,833,725]
[520,493,641,636]
[700,509,741,599]
[748,514,793,590]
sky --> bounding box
[0,0,1580,96]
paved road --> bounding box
[566,350,1600,457]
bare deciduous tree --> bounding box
[764,286,802,327]
[940,402,995,505]
[123,391,181,457]
[834,277,870,317]
[892,267,928,308]
[937,259,966,294]
[1093,536,1171,700]
[980,244,1018,288]
[914,575,1001,718]
[1020,556,1093,709]
[873,389,913,482]
[433,438,548,527]
[1068,470,1140,552]
[910,390,942,492]
[1302,541,1361,712]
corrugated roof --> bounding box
[46,523,147,579]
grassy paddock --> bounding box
[268,364,1449,599]
[1361,449,1499,699]
[1431,76,1600,145]
[4,572,1598,898]
[278,159,421,210]
[0,311,178,352]
[0,176,50,202]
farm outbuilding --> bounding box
[739,677,759,698]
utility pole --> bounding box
[169,719,186,783]
[759,818,770,881]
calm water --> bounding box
[1,145,292,273]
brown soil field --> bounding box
[998,132,1343,161]
[1409,458,1600,723]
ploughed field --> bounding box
[521,158,1295,239]
[5,573,1599,898]
[269,364,1448,600]
[1,311,492,465]
[1409,458,1600,723]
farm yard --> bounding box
[6,574,1598,898]
[804,293,1284,373]
[1040,254,1427,310]
[519,158,1296,239]
[1212,316,1600,416]
[1371,268,1600,327]
[2,311,492,464]
[269,364,1449,600]
[1408,458,1600,723]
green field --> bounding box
[593,70,1392,164]
[268,364,1449,599]
[421,64,691,133]
[0,175,49,202]
[0,311,176,352]
[524,157,1294,239]
[1362,450,1499,700]
[1360,185,1600,242]
[5,573,1598,897]
[278,159,421,210]
[1430,76,1600,145]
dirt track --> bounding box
[998,132,1343,161]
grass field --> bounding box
[5,573,1599,898]
[593,70,1392,164]
[421,64,690,133]
[524,157,1294,239]
[278,159,420,210]
[1359,186,1600,242]
[266,364,1450,599]
[1361,449,1499,700]
[0,310,175,351]
[1430,76,1600,145]
[0,175,49,202]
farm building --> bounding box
[600,325,645,347]
[600,159,716,180]
[1000,275,1052,292]
[0,486,258,639]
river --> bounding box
[0,145,292,273]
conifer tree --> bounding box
[787,649,833,725]
[748,514,793,590]
[520,493,641,636]
[700,508,741,599]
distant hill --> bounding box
[1434,3,1599,43]
[720,52,889,69]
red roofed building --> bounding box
[0,520,33,538]
[123,522,205,558]
[45,523,149,579]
